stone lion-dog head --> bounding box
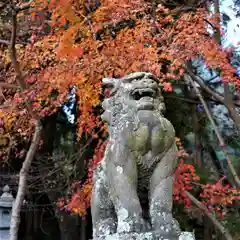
[101,72,166,128]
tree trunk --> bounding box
[9,121,42,240]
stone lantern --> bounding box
[0,185,15,240]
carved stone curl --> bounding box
[91,72,189,240]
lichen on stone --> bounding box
[91,72,195,240]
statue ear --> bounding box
[102,78,120,97]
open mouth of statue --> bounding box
[131,88,156,101]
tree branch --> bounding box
[0,39,29,45]
[0,39,10,45]
[0,82,20,89]
[204,19,217,31]
[185,64,240,132]
[210,0,240,134]
[7,4,41,240]
[223,83,240,132]
[185,191,233,240]
[15,0,34,12]
[9,8,26,90]
[9,121,42,240]
[184,73,240,188]
[213,0,221,45]
[8,7,38,119]
[164,95,200,104]
[186,65,225,103]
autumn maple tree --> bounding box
[1,0,240,239]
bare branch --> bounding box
[213,0,221,45]
[0,1,7,10]
[0,82,20,89]
[184,73,240,188]
[164,95,200,104]
[223,83,240,132]
[185,64,240,132]
[9,8,26,89]
[211,0,240,134]
[6,5,41,239]
[151,0,156,22]
[0,39,29,45]
[0,39,10,45]
[9,121,41,240]
[170,6,196,15]
[204,19,217,31]
[186,65,225,103]
[0,104,13,109]
[8,7,38,119]
[185,191,233,240]
[210,0,240,137]
[15,0,34,12]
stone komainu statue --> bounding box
[91,72,181,240]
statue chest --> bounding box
[127,118,175,156]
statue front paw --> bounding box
[117,215,146,233]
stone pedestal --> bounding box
[93,231,195,240]
[179,232,195,240]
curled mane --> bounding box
[101,72,166,137]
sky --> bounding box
[220,0,240,48]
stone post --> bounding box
[0,185,15,240]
